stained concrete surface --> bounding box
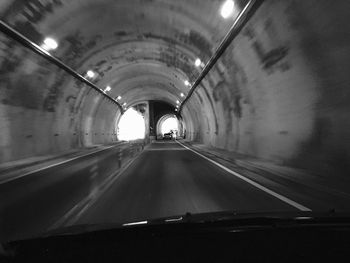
[1,0,350,177]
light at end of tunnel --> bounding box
[180,93,185,97]
[104,86,111,92]
[41,37,58,51]
[86,70,95,78]
[195,58,202,67]
[118,108,145,141]
[184,80,190,86]
[220,0,235,18]
[161,116,179,135]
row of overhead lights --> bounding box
[41,1,235,114]
[86,71,127,107]
[175,0,236,112]
[175,57,202,111]
[39,38,128,108]
[175,80,189,112]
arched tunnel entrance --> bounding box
[115,100,187,141]
[148,100,183,140]
[156,114,180,139]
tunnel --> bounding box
[1,0,350,247]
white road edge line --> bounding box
[176,140,312,212]
[0,144,120,185]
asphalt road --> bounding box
[75,141,296,226]
[0,142,142,241]
[3,140,350,242]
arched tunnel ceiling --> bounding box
[2,0,350,175]
[0,0,243,106]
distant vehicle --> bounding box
[163,132,173,140]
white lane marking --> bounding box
[0,144,120,185]
[176,140,312,212]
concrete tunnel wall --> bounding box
[1,0,350,177]
[0,32,121,163]
[182,0,350,175]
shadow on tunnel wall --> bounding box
[0,32,121,163]
[182,0,350,177]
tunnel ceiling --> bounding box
[0,0,245,108]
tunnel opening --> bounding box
[157,115,180,139]
[117,107,146,141]
[149,100,179,139]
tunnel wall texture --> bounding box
[184,0,350,175]
[0,32,121,163]
[1,0,350,177]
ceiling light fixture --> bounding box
[195,58,201,67]
[41,37,58,51]
[86,70,95,78]
[220,0,235,19]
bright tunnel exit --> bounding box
[161,116,179,135]
[118,108,145,141]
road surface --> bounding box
[2,140,350,242]
[75,141,297,226]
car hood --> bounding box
[39,210,350,239]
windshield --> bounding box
[1,0,350,242]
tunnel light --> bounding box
[104,86,111,92]
[184,80,190,86]
[123,102,127,106]
[195,58,202,67]
[41,37,58,51]
[176,100,180,104]
[175,109,178,112]
[180,93,185,97]
[116,95,122,100]
[220,0,235,18]
[86,70,95,78]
